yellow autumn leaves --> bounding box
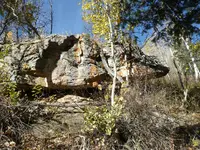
[82,0,121,39]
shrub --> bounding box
[0,44,10,59]
[3,82,20,104]
[84,97,123,136]
[31,84,43,99]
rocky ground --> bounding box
[0,81,199,150]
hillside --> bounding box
[0,35,199,150]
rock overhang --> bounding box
[0,34,169,89]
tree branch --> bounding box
[100,50,124,83]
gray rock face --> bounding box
[142,38,180,80]
[0,34,169,89]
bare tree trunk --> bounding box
[169,48,188,104]
[169,48,184,89]
[108,17,116,106]
[100,50,123,83]
[16,26,19,43]
[182,37,200,82]
[48,0,53,34]
[125,54,129,85]
[106,3,116,106]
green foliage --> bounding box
[48,94,56,102]
[0,76,20,105]
[0,8,4,16]
[84,97,123,136]
[0,0,45,39]
[189,128,200,147]
[191,42,200,52]
[0,47,20,104]
[190,42,200,59]
[120,0,200,42]
[173,40,200,80]
[5,83,20,105]
[31,85,43,99]
[0,44,10,59]
[192,138,200,147]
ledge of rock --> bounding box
[0,34,169,89]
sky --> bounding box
[47,1,200,46]
[48,0,147,45]
[49,0,84,34]
[43,0,155,45]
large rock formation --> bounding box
[0,34,169,89]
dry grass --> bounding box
[78,80,200,150]
[0,96,25,149]
[0,80,199,150]
[0,95,47,149]
[114,81,200,150]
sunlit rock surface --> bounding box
[0,34,169,89]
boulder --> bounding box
[142,37,181,80]
[0,34,169,89]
